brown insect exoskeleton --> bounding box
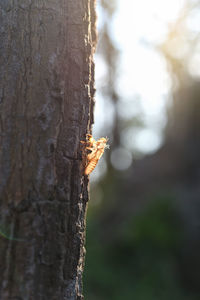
[81,134,109,175]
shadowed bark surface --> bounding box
[0,0,96,299]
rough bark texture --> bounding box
[0,0,96,299]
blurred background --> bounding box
[84,0,200,299]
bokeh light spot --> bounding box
[111,147,132,171]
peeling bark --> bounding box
[0,0,97,299]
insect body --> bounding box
[81,134,109,175]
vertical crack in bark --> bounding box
[2,220,16,298]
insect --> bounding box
[81,134,109,175]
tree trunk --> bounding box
[0,0,96,299]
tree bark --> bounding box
[0,0,96,299]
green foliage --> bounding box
[84,197,198,300]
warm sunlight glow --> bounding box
[112,0,185,124]
[94,0,187,155]
[94,0,200,173]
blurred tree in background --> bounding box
[84,0,200,299]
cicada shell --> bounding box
[81,134,109,175]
